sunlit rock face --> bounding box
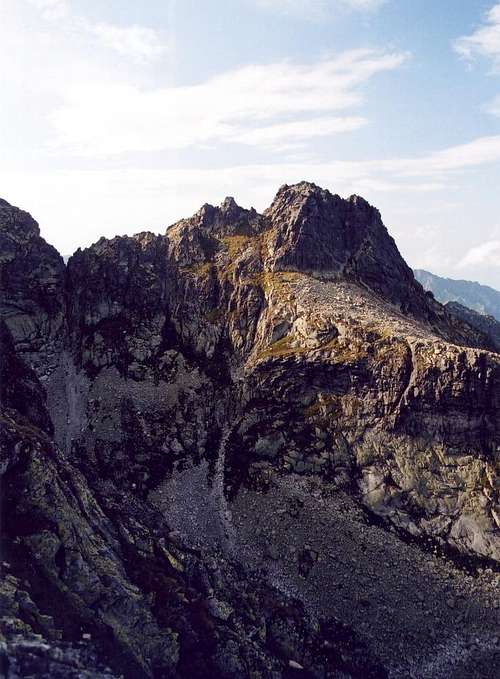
[1,184,499,679]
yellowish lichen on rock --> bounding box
[160,547,185,573]
[180,262,213,277]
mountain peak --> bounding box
[164,182,488,334]
[220,195,239,212]
[264,181,421,307]
[0,198,41,242]
[1,189,499,679]
[266,181,333,217]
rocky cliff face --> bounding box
[1,184,499,679]
[0,199,65,377]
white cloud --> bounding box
[286,134,500,183]
[454,5,500,121]
[458,240,500,268]
[27,0,168,63]
[48,50,407,155]
[453,3,500,69]
[379,135,500,176]
[231,116,367,147]
[28,0,69,20]
[87,23,167,63]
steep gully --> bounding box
[149,425,236,557]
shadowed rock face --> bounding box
[0,311,386,679]
[0,199,65,375]
[0,184,499,679]
[265,185,418,304]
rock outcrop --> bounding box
[1,184,499,678]
[0,199,65,376]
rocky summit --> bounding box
[0,182,499,679]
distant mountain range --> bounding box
[414,269,500,352]
[414,269,500,322]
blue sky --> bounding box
[1,1,500,288]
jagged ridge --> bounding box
[1,184,499,679]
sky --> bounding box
[1,1,500,288]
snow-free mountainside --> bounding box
[1,184,499,679]
[414,269,500,353]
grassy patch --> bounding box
[180,262,214,277]
[220,235,254,259]
[257,334,299,360]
